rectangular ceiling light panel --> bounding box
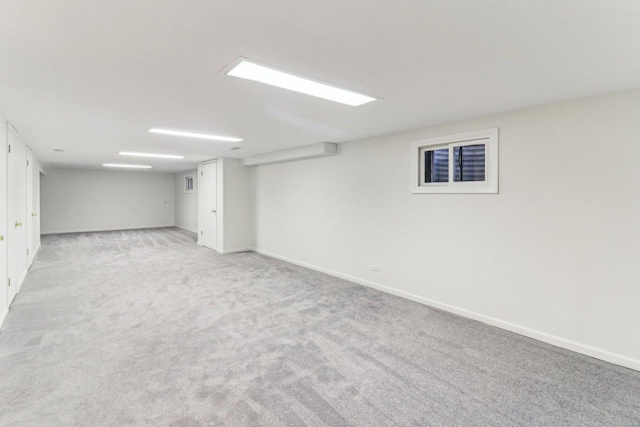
[149,128,243,142]
[225,59,376,107]
[103,164,152,169]
[119,152,184,159]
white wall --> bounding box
[41,168,175,234]
[27,151,43,266]
[0,112,9,326]
[32,159,42,253]
[214,158,254,253]
[174,170,197,233]
[252,89,640,371]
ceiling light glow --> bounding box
[149,128,243,142]
[103,164,152,169]
[224,58,376,107]
[119,152,184,159]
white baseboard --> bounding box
[41,224,176,235]
[175,225,197,234]
[0,307,8,329]
[17,269,28,294]
[217,247,253,255]
[253,248,640,372]
[27,243,42,270]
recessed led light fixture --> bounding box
[119,151,184,159]
[223,58,377,107]
[103,164,152,169]
[149,128,242,142]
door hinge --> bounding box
[27,160,29,166]
[201,172,203,176]
[8,145,11,153]
[27,248,30,256]
[201,231,203,235]
[8,278,10,287]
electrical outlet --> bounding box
[372,264,380,272]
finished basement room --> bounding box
[1,1,639,426]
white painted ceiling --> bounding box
[1,0,639,172]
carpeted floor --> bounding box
[0,227,639,426]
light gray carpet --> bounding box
[0,227,639,426]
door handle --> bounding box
[32,213,37,217]
[0,235,4,241]
[15,222,22,227]
[212,210,216,213]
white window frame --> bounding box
[411,128,498,194]
[184,175,194,193]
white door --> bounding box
[0,124,8,314]
[27,149,33,267]
[198,161,217,250]
[33,171,41,255]
[7,126,18,304]
[16,138,27,292]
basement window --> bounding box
[185,175,194,193]
[411,128,498,194]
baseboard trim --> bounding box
[17,269,28,294]
[27,243,42,270]
[253,248,640,372]
[175,225,197,234]
[0,307,8,329]
[217,247,253,255]
[41,225,176,235]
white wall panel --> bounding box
[41,168,175,234]
[252,90,640,370]
[221,158,254,253]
